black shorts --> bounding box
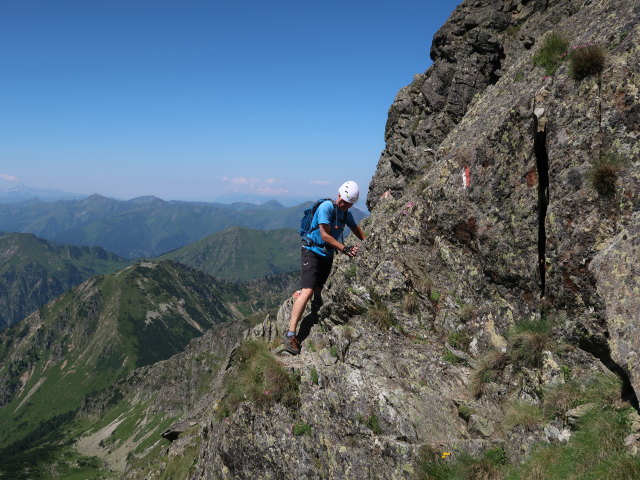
[300,248,334,289]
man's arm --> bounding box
[351,225,365,241]
[319,224,365,257]
[319,224,346,252]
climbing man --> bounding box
[283,181,366,355]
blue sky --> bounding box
[0,0,461,204]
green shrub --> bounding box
[532,32,569,75]
[569,44,605,80]
[293,423,311,436]
[587,153,627,197]
[218,340,299,416]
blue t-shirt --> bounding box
[304,200,357,257]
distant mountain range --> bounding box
[159,226,300,282]
[0,232,130,330]
[0,179,84,203]
[0,194,367,258]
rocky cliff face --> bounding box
[180,0,640,478]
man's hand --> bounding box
[342,245,359,257]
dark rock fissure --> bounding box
[533,115,549,298]
[578,335,640,411]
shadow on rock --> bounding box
[297,308,320,343]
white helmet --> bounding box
[338,181,360,204]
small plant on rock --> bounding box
[310,367,319,385]
[532,32,569,75]
[293,423,312,436]
[508,317,553,369]
[443,350,464,365]
[471,351,509,398]
[367,291,398,330]
[429,290,442,303]
[218,340,300,416]
[403,292,420,314]
[344,266,357,281]
[510,408,640,479]
[503,400,545,432]
[448,331,471,351]
[458,404,475,421]
[587,152,627,197]
[569,44,605,80]
[415,446,508,480]
[358,412,383,435]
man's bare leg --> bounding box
[288,287,314,334]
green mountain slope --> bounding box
[0,232,130,330]
[0,195,367,258]
[0,261,248,457]
[158,227,300,282]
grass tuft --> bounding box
[310,367,319,385]
[415,445,507,480]
[218,340,299,417]
[508,318,553,369]
[532,32,569,75]
[448,332,471,351]
[367,291,398,330]
[569,44,605,80]
[403,292,420,314]
[587,152,627,197]
[471,351,509,398]
[358,413,383,435]
[293,423,311,436]
[510,408,638,479]
[443,350,464,365]
[458,404,475,421]
[502,400,545,432]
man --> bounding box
[283,181,366,355]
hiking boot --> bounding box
[282,334,300,355]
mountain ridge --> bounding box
[0,232,130,330]
[0,195,367,258]
[0,260,250,456]
[158,226,300,282]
